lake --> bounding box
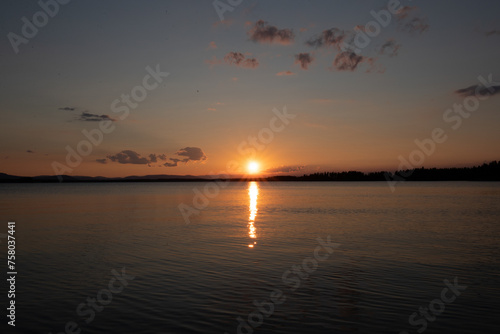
[0,181,499,333]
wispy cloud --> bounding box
[455,84,500,97]
[26,150,35,153]
[294,53,314,70]
[396,6,429,34]
[379,39,401,57]
[306,28,349,50]
[96,158,107,164]
[223,52,259,68]
[208,41,217,49]
[248,20,294,45]
[485,29,500,37]
[265,165,305,174]
[331,51,374,72]
[78,112,116,122]
[395,6,416,20]
[276,70,295,76]
[59,107,76,111]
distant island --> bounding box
[1,161,499,183]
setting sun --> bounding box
[247,161,260,174]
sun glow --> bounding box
[247,161,260,174]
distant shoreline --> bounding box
[1,161,499,183]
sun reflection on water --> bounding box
[248,181,259,248]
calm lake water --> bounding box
[0,181,499,334]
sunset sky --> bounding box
[1,0,499,177]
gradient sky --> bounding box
[1,0,499,177]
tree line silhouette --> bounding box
[267,161,500,181]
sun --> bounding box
[247,161,260,174]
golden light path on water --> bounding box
[248,181,259,248]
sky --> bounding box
[0,0,499,177]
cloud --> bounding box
[402,17,429,34]
[175,147,207,162]
[485,29,500,37]
[354,25,366,32]
[78,112,116,122]
[265,165,305,174]
[103,148,206,167]
[163,158,183,167]
[163,147,208,167]
[26,150,35,153]
[59,107,76,111]
[455,84,500,97]
[306,28,349,50]
[276,70,295,76]
[379,39,401,57]
[148,154,158,163]
[107,150,150,164]
[248,20,294,45]
[396,6,429,34]
[208,41,217,49]
[395,6,416,20]
[331,51,373,71]
[294,53,314,70]
[223,52,259,68]
[207,108,217,111]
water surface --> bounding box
[0,181,499,333]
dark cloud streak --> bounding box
[78,112,116,122]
